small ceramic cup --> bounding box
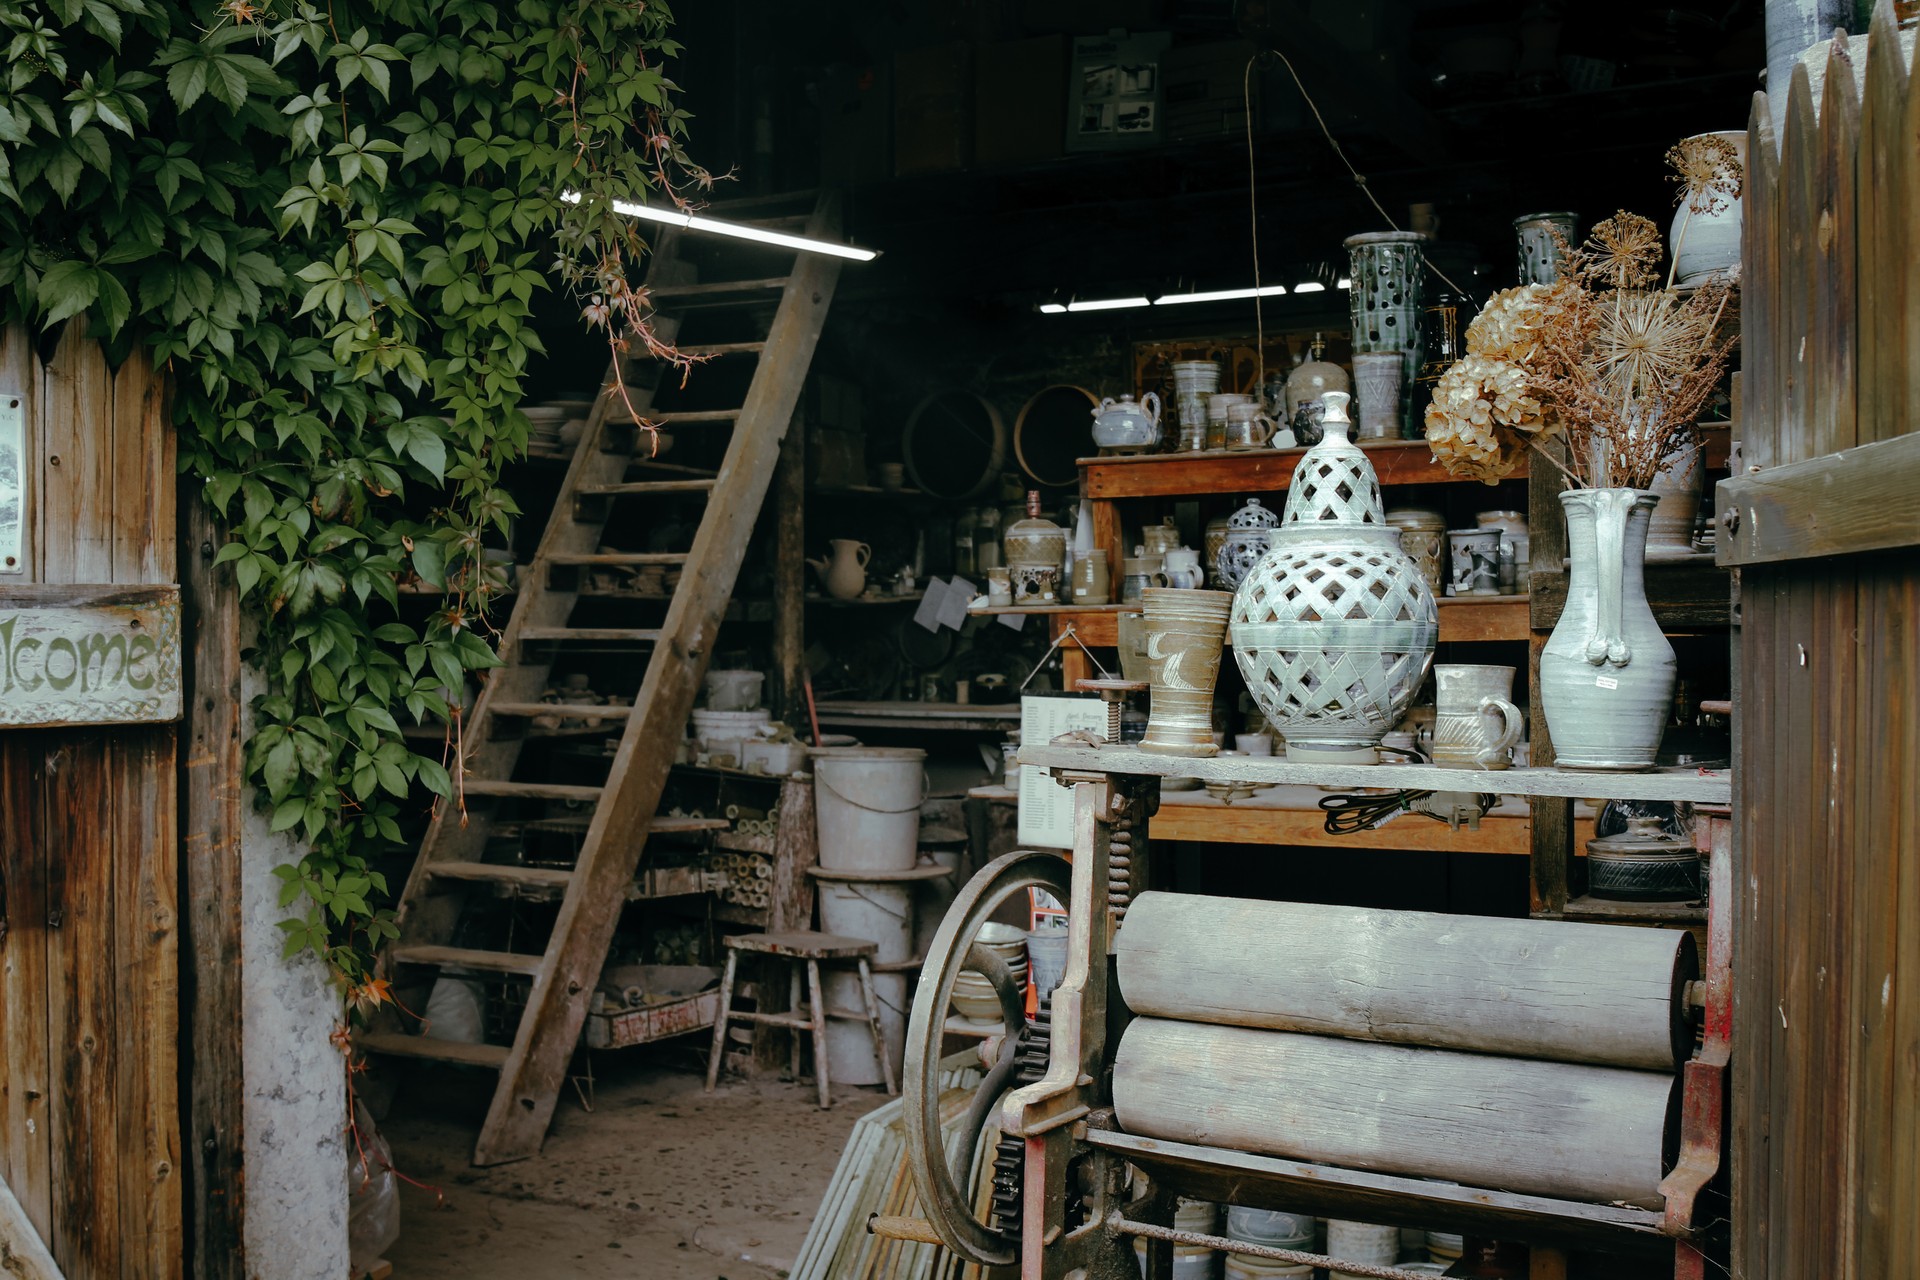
[1446,529,1503,595]
[1233,732,1274,756]
[1223,403,1279,450]
[1072,549,1111,604]
[986,566,1014,607]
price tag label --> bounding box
[1595,674,1620,690]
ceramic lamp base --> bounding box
[1283,741,1379,765]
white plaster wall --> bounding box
[240,662,351,1279]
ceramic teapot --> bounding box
[1090,393,1162,454]
[807,539,870,600]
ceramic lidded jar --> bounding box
[1384,507,1447,598]
[1003,490,1066,602]
[1214,497,1281,591]
[1230,392,1438,763]
[1090,393,1162,454]
[1586,815,1699,901]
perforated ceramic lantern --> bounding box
[1230,392,1438,763]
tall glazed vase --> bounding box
[1539,489,1675,770]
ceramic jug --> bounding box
[1090,393,1162,453]
[1223,405,1280,451]
[807,539,870,601]
[1430,664,1524,770]
[1163,546,1205,589]
[1539,489,1675,769]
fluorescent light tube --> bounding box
[1337,277,1352,288]
[1153,284,1289,305]
[1293,281,1327,293]
[1064,296,1153,312]
[560,191,878,261]
[1038,303,1069,313]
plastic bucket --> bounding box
[822,969,906,1087]
[1027,929,1069,996]
[1134,1239,1221,1279]
[817,881,914,965]
[812,747,926,872]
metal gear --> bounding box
[988,992,1053,1243]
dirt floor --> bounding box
[378,1039,890,1279]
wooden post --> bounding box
[1526,436,1571,915]
[772,411,807,729]
[180,493,246,1278]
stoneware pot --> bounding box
[1384,507,1447,598]
[1351,350,1404,441]
[1587,815,1699,900]
[1071,548,1111,604]
[1446,528,1502,595]
[1540,488,1675,769]
[1647,438,1704,557]
[1430,663,1525,770]
[1232,392,1438,763]
[1215,497,1281,591]
[1139,587,1235,756]
[1115,611,1152,683]
[1513,211,1578,285]
[807,539,870,600]
[1668,130,1745,286]
[1140,519,1182,557]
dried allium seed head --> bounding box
[1573,212,1664,290]
[1666,133,1744,217]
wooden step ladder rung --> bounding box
[355,1033,510,1069]
[575,479,717,497]
[634,409,742,425]
[461,780,604,802]
[517,626,662,645]
[487,702,636,720]
[648,276,789,300]
[425,861,575,889]
[391,945,546,977]
[545,552,688,566]
[626,459,718,479]
[651,341,766,358]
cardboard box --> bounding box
[974,35,1067,168]
[894,43,973,176]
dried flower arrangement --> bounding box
[1424,148,1741,490]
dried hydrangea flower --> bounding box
[1423,356,1541,483]
[1465,285,1552,364]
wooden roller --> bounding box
[1115,892,1697,1070]
[1113,1018,1678,1205]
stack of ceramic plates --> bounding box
[1426,1231,1464,1268]
[949,923,1030,1026]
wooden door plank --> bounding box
[44,731,120,1277]
[39,326,114,584]
[1857,3,1909,447]
[179,494,246,1278]
[1814,39,1861,459]
[1743,90,1780,472]
[473,198,844,1166]
[110,350,174,585]
[0,734,53,1246]
[1900,8,1920,442]
[0,326,38,580]
[113,729,180,1279]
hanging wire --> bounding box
[1249,47,1473,300]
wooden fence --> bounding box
[0,322,181,1277]
[1723,4,1920,1275]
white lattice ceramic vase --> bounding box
[1230,392,1438,763]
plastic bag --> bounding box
[347,1098,400,1275]
[422,976,486,1045]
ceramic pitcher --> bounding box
[807,539,870,601]
[1539,489,1675,769]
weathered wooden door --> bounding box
[0,323,182,1276]
[1723,11,1920,1276]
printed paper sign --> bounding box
[1015,694,1109,848]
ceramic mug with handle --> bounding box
[1430,664,1525,770]
[1223,403,1279,450]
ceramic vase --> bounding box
[807,539,870,600]
[1139,587,1234,756]
[1384,508,1447,598]
[1214,497,1281,591]
[1539,489,1675,770]
[1072,548,1111,604]
[1513,211,1578,285]
[1647,439,1704,556]
[1345,231,1429,355]
[1668,131,1745,286]
[1351,351,1404,441]
[1232,392,1438,763]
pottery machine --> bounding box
[874,747,1733,1279]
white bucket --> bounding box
[812,747,926,873]
[1224,1207,1315,1249]
[1134,1239,1221,1279]
[817,880,914,964]
[1326,1220,1398,1271]
[822,969,905,1087]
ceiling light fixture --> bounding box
[560,191,879,261]
[1153,284,1289,305]
[1337,277,1352,289]
[1038,303,1068,314]
[1293,281,1327,293]
[1064,296,1153,312]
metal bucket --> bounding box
[812,747,926,872]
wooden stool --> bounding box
[703,930,898,1107]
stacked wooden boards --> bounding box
[1111,893,1695,1205]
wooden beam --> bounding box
[1082,440,1509,500]
[1714,432,1920,565]
[771,411,806,728]
[0,1173,63,1280]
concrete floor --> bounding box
[378,1040,890,1279]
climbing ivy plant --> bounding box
[0,0,711,998]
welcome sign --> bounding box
[0,585,182,727]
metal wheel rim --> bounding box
[903,849,1072,1267]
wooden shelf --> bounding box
[814,699,1020,732]
[1019,743,1732,804]
[1151,796,1599,855]
[1531,560,1732,631]
[1081,440,1517,500]
[1032,595,1528,649]
[1555,894,1707,926]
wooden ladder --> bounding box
[361,193,844,1165]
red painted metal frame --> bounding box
[1662,805,1733,1279]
